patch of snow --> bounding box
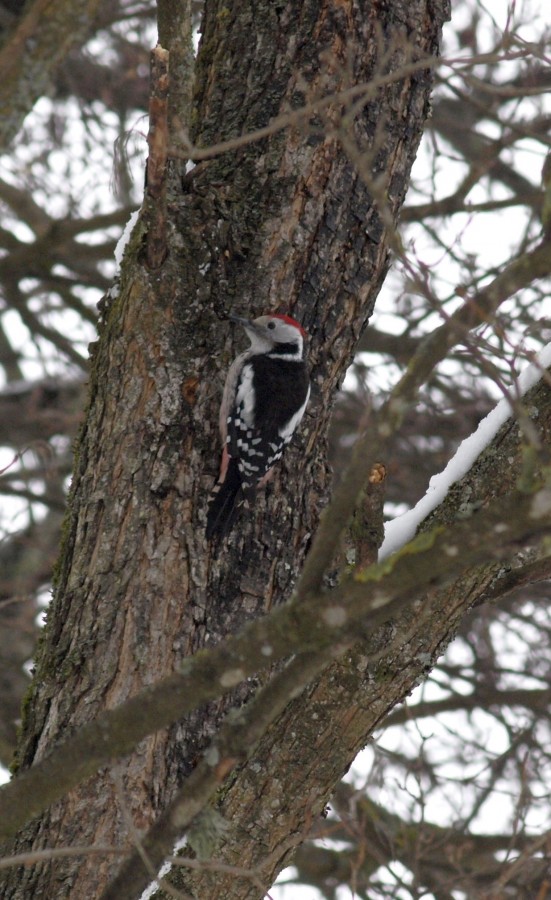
[114,209,140,268]
[379,342,551,560]
[138,836,187,900]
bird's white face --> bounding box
[242,315,305,356]
[228,312,306,357]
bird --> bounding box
[206,312,310,540]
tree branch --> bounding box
[144,46,169,269]
[2,480,551,844]
[0,0,104,150]
[297,241,551,597]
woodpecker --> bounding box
[206,313,310,540]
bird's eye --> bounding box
[267,321,276,330]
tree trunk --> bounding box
[1,0,451,897]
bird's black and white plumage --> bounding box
[206,313,310,540]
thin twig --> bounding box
[0,845,125,870]
[168,49,542,164]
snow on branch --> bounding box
[380,342,551,560]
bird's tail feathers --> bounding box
[206,457,242,541]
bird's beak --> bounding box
[229,314,264,339]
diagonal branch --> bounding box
[297,239,551,596]
[2,480,551,843]
[100,649,329,900]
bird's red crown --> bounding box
[271,313,308,338]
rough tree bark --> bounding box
[1,0,459,897]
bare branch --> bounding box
[144,45,169,269]
[2,478,551,844]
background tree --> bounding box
[1,0,551,898]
